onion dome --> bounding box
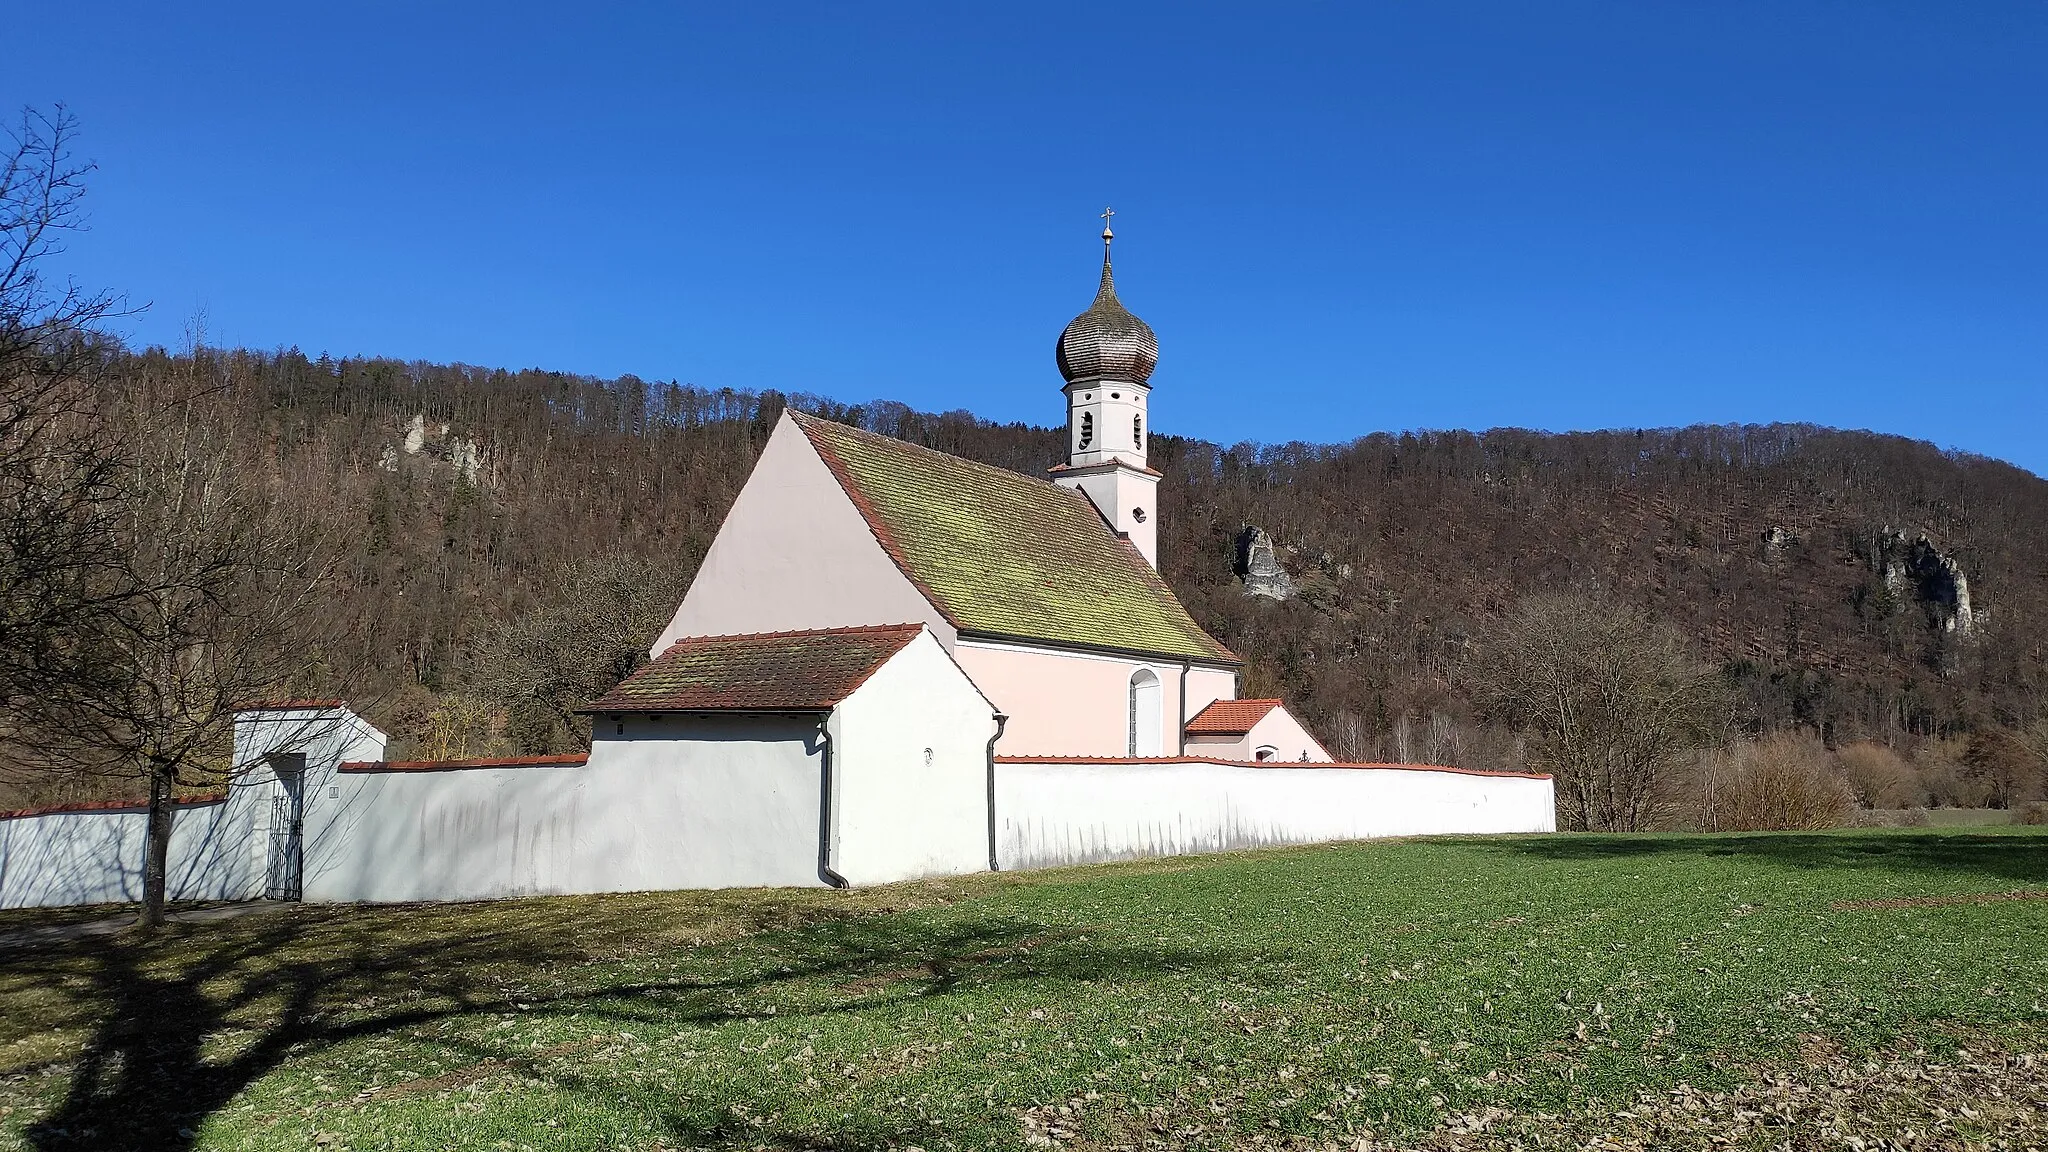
[1056,221,1158,385]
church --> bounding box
[628,220,1322,766]
[0,223,1554,910]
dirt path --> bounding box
[0,901,293,949]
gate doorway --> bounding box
[265,754,306,901]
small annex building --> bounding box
[0,222,1554,910]
[1183,699,1332,763]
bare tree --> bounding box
[16,353,345,928]
[1473,591,1725,831]
[1963,728,2041,809]
[0,106,130,723]
[470,552,692,752]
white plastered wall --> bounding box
[1052,463,1158,569]
[996,760,1555,870]
[955,639,1237,757]
[0,800,254,909]
[832,630,999,885]
[0,705,385,909]
[306,713,826,902]
[652,413,952,653]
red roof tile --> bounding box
[1183,698,1283,737]
[339,754,589,773]
[0,793,228,822]
[585,624,925,713]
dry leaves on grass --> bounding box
[1019,1037,2048,1151]
[1396,1042,2048,1151]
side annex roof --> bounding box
[788,411,1236,665]
[1183,698,1283,737]
[587,623,926,713]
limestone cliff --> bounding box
[1875,528,1979,638]
[1234,526,1296,602]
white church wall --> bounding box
[306,714,826,902]
[651,413,952,654]
[833,631,999,885]
[994,759,1555,870]
[956,638,1233,757]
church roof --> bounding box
[1184,698,1282,736]
[587,623,925,713]
[789,412,1237,665]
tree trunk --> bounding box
[139,768,175,931]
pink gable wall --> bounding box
[652,413,952,654]
[956,640,1237,757]
[1247,706,1333,762]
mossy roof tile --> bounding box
[588,624,923,712]
[790,412,1236,665]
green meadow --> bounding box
[3,829,2046,1150]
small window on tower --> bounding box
[1134,415,1142,446]
[1079,412,1094,450]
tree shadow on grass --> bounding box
[6,899,1232,1151]
[1486,830,2048,887]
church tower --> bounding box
[1052,211,1161,568]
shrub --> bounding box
[1964,730,2043,810]
[2015,801,2048,826]
[1915,739,1993,808]
[1836,742,1926,809]
[1702,733,1856,832]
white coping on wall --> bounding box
[992,756,1557,871]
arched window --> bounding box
[1128,669,1162,757]
[1078,411,1094,450]
[1133,414,1142,448]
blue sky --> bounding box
[11,3,2046,474]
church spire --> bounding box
[1051,210,1161,569]
[1100,206,1116,289]
[1056,208,1157,387]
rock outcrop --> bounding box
[1235,526,1296,602]
[1760,526,1800,562]
[384,413,486,483]
[1875,528,1978,638]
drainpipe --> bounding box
[984,713,1009,872]
[1178,660,1191,755]
[816,712,848,889]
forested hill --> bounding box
[147,346,2048,761]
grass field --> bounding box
[3,829,2047,1151]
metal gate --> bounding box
[265,772,304,901]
